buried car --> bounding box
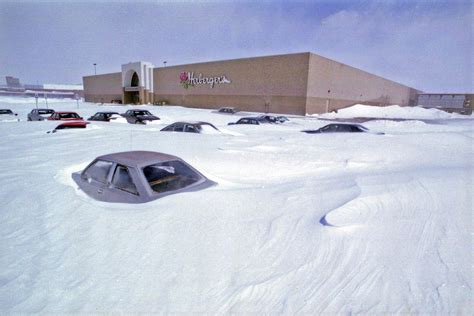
[27,108,55,121]
[88,111,120,122]
[72,151,216,203]
[0,109,19,121]
[48,111,84,121]
[216,107,238,114]
[48,121,89,133]
[161,121,220,134]
[302,123,383,134]
[122,109,160,124]
[227,116,267,125]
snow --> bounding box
[316,104,469,120]
[0,98,472,313]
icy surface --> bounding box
[0,99,472,313]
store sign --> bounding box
[179,71,231,89]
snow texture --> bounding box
[0,97,472,313]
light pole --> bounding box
[93,63,97,75]
[163,61,167,67]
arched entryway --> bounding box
[131,72,139,87]
[124,71,140,104]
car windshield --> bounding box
[143,160,201,194]
[0,110,13,115]
[134,111,152,116]
[59,113,80,119]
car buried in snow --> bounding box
[160,121,220,134]
[87,111,121,122]
[121,109,160,124]
[301,123,384,134]
[27,108,55,121]
[48,111,84,121]
[227,116,268,125]
[72,151,216,203]
[215,107,238,114]
[48,121,89,133]
[0,109,20,122]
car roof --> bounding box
[96,151,179,168]
[239,117,260,120]
[171,121,213,125]
[95,111,119,114]
[324,123,367,128]
[35,108,54,111]
[56,111,79,114]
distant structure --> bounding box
[5,76,21,88]
[83,52,420,115]
[0,76,83,99]
[416,93,473,115]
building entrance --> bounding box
[124,90,140,104]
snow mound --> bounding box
[317,104,465,120]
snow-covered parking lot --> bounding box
[0,97,472,313]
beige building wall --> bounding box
[305,53,417,114]
[83,72,122,103]
[82,52,418,115]
[154,53,310,115]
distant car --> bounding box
[276,116,289,123]
[216,107,238,114]
[121,109,160,124]
[48,121,89,133]
[88,111,120,122]
[161,121,220,134]
[27,108,55,121]
[0,109,19,122]
[302,123,383,134]
[72,151,216,203]
[228,116,268,125]
[48,111,84,121]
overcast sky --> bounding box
[0,0,472,92]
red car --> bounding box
[48,111,84,121]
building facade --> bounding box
[416,93,473,115]
[83,52,419,115]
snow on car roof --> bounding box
[97,151,179,168]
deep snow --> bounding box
[0,97,472,313]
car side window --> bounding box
[173,123,184,131]
[185,125,198,133]
[111,165,138,195]
[83,160,114,184]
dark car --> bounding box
[0,109,19,122]
[276,116,289,123]
[302,123,383,134]
[216,107,238,114]
[48,111,84,121]
[27,108,55,121]
[48,121,89,133]
[121,109,160,124]
[88,111,120,122]
[72,151,215,203]
[161,121,220,134]
[257,115,280,123]
[227,117,267,125]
